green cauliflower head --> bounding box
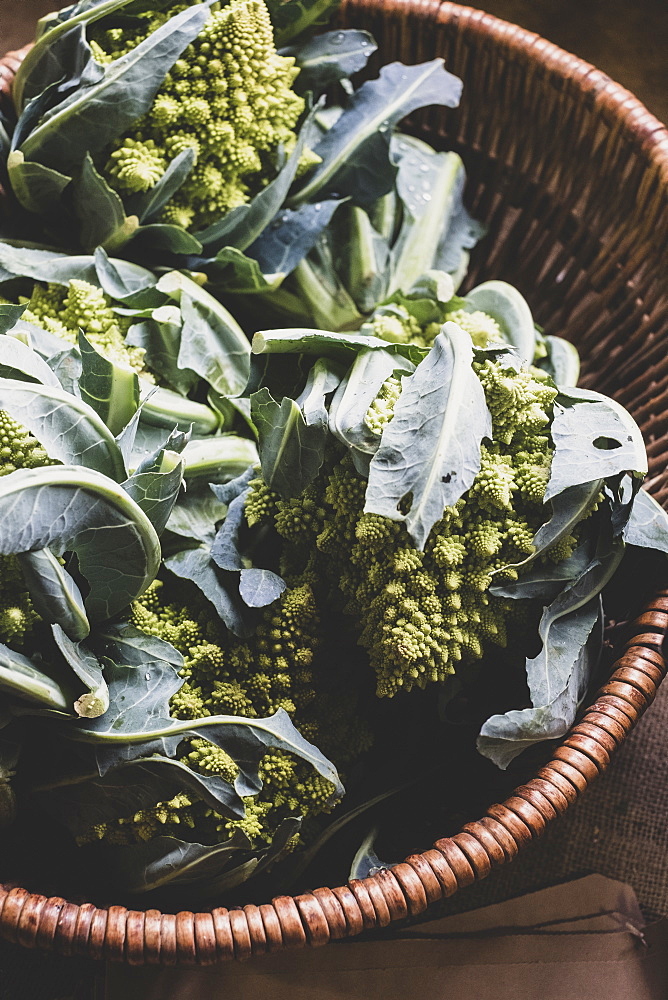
[90,0,309,230]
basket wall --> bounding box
[0,0,666,965]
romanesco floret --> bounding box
[368,311,422,345]
[86,575,366,852]
[443,308,504,348]
[364,376,403,435]
[186,739,239,782]
[244,359,598,697]
[0,410,57,647]
[15,279,148,375]
[366,303,505,351]
[90,0,310,230]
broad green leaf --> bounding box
[72,154,128,252]
[461,280,536,366]
[291,60,462,206]
[166,482,228,544]
[389,141,467,296]
[252,327,427,365]
[0,377,126,480]
[292,253,364,331]
[539,335,581,387]
[164,545,247,636]
[238,568,286,608]
[210,469,255,573]
[75,706,343,798]
[6,151,72,215]
[251,388,327,497]
[623,488,668,553]
[93,247,156,301]
[490,541,593,601]
[194,104,323,254]
[14,0,137,111]
[0,304,28,337]
[154,272,250,397]
[365,325,492,549]
[126,316,198,397]
[433,183,485,281]
[20,3,216,172]
[201,246,284,295]
[477,600,603,769]
[0,465,160,621]
[246,198,342,278]
[82,633,184,742]
[0,244,99,286]
[117,406,152,470]
[45,346,83,397]
[78,330,140,436]
[18,550,90,642]
[479,517,624,769]
[121,432,186,537]
[129,223,202,255]
[526,540,621,710]
[269,0,341,45]
[99,831,258,896]
[52,624,108,718]
[330,349,413,450]
[493,480,603,578]
[289,29,377,91]
[0,335,61,386]
[547,388,647,500]
[0,642,71,712]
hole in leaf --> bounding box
[398,492,413,515]
[593,436,622,450]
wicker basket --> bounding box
[0,0,667,965]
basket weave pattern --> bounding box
[0,0,667,964]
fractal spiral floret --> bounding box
[245,353,598,698]
[6,279,149,375]
[81,577,370,850]
[90,0,309,229]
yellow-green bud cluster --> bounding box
[15,280,148,375]
[0,411,58,647]
[91,0,308,230]
[368,304,505,351]
[443,309,504,348]
[103,576,361,851]
[263,361,568,696]
[364,375,403,435]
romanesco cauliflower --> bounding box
[366,302,504,351]
[0,411,55,648]
[15,279,148,375]
[84,577,371,849]
[90,0,308,230]
[244,357,597,697]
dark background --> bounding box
[1,0,667,123]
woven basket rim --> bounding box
[0,0,667,965]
